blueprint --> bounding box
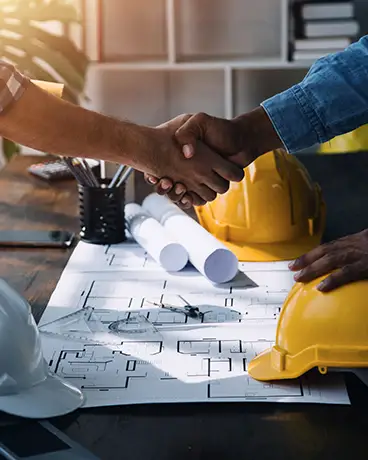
[39,240,350,408]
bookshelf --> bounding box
[80,0,325,201]
[82,0,312,122]
[18,1,364,200]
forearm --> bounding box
[0,80,150,166]
[231,107,284,159]
[261,35,368,153]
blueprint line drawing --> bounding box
[40,241,350,408]
[43,332,349,407]
[76,278,285,323]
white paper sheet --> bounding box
[142,193,239,284]
[125,203,188,272]
[39,241,350,408]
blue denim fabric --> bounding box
[261,35,368,153]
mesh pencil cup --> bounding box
[78,179,126,244]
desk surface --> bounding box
[0,155,368,460]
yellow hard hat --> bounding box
[319,124,368,154]
[195,149,325,261]
[248,276,368,382]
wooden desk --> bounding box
[0,155,78,322]
[0,155,368,460]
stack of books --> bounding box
[291,1,359,62]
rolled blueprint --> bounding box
[142,194,238,284]
[125,203,189,272]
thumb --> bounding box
[175,115,204,159]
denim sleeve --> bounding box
[261,35,368,153]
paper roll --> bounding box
[125,203,189,272]
[142,194,239,284]
[31,80,64,98]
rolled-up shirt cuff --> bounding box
[261,84,325,154]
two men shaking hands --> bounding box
[141,107,282,208]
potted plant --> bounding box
[0,0,90,159]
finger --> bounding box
[288,242,336,271]
[213,157,244,183]
[294,253,340,283]
[228,151,254,168]
[316,263,368,292]
[187,192,205,207]
[177,193,194,210]
[194,184,217,203]
[175,112,210,156]
[156,113,192,130]
[166,183,187,203]
[144,173,159,185]
[183,144,195,159]
[155,177,175,195]
[207,171,229,195]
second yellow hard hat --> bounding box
[248,276,368,381]
[195,149,326,262]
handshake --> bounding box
[135,107,283,209]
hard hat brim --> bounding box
[0,371,84,418]
[248,348,305,382]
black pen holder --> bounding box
[78,179,126,244]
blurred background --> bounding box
[0,0,367,201]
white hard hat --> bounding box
[0,279,84,418]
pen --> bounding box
[72,158,94,186]
[81,159,99,187]
[108,165,125,188]
[63,157,86,185]
[116,167,133,187]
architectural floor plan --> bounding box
[39,241,350,408]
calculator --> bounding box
[28,159,99,182]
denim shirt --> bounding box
[261,35,368,153]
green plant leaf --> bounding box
[0,35,85,92]
[0,21,89,76]
[2,2,80,23]
[2,137,20,161]
[2,49,83,104]
[0,0,89,110]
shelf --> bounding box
[90,58,312,71]
[233,68,308,115]
[85,68,226,124]
[175,0,283,61]
[82,0,317,201]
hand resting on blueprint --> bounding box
[289,229,368,292]
[144,108,283,208]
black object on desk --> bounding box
[28,159,99,183]
[0,421,99,459]
[78,179,126,245]
[0,230,74,248]
[28,159,76,181]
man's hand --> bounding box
[175,112,252,166]
[144,108,283,207]
[0,81,242,205]
[289,230,368,292]
[142,114,244,203]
